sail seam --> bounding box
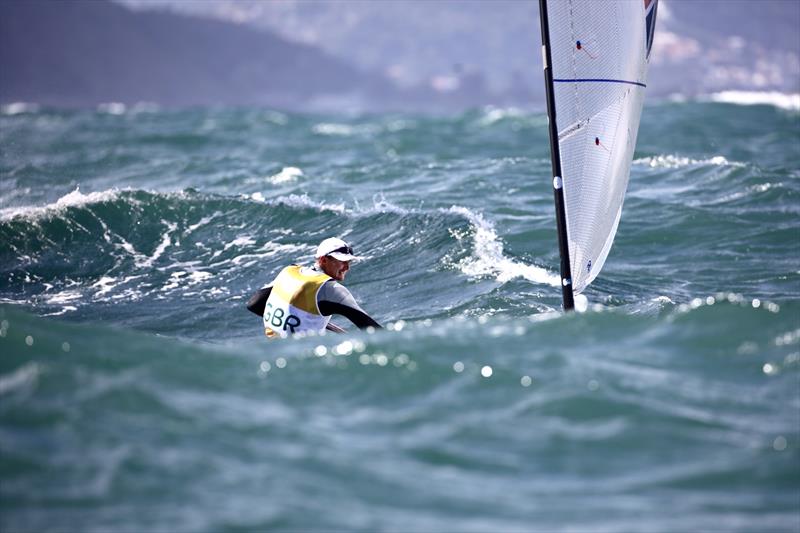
[567,0,580,137]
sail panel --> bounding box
[545,0,655,293]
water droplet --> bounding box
[587,379,599,391]
[25,335,33,346]
[275,357,287,369]
[481,365,493,378]
[521,375,532,387]
[314,345,328,357]
[62,342,70,352]
[453,361,464,373]
[259,361,271,373]
[773,436,787,451]
[334,341,353,356]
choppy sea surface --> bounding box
[1,96,799,532]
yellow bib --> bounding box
[264,265,331,337]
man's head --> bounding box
[315,237,357,281]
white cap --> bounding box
[315,237,357,261]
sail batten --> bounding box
[540,0,657,305]
[554,78,647,88]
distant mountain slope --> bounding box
[0,0,394,108]
[117,0,800,99]
[6,0,794,111]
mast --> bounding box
[538,0,574,311]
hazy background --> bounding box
[1,0,799,111]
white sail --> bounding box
[544,0,658,293]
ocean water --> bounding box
[1,97,799,532]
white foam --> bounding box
[45,290,82,305]
[224,236,257,251]
[268,166,304,184]
[750,182,782,194]
[0,187,126,221]
[707,91,800,111]
[653,295,675,305]
[56,187,111,208]
[138,221,177,268]
[41,306,78,316]
[161,269,213,291]
[84,211,152,268]
[89,275,143,301]
[277,194,346,214]
[264,111,288,125]
[42,290,83,315]
[574,294,589,313]
[249,192,412,218]
[1,102,40,115]
[478,106,526,126]
[188,271,212,283]
[312,123,356,136]
[97,102,127,115]
[312,122,380,136]
[92,276,118,298]
[444,206,559,287]
[184,212,221,235]
[229,242,308,266]
[633,154,744,169]
[108,287,145,302]
[117,237,147,265]
[712,181,786,204]
[353,194,411,216]
[0,363,40,395]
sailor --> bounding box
[246,237,382,337]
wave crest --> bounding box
[633,154,744,169]
[444,206,559,287]
[0,187,130,221]
[706,91,800,111]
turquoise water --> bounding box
[1,101,799,532]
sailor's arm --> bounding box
[318,301,382,329]
[246,286,272,316]
[318,282,382,329]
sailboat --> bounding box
[539,0,659,310]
